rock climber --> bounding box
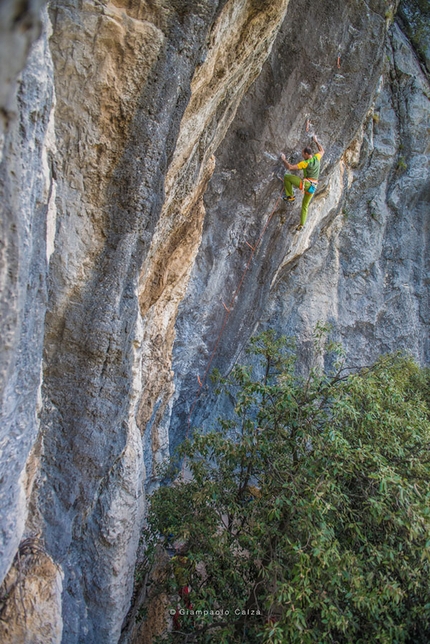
[280,135,324,231]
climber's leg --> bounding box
[284,174,302,198]
[300,192,314,226]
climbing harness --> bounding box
[186,190,284,431]
[299,178,317,195]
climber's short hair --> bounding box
[303,146,312,156]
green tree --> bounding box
[144,330,430,643]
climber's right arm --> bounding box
[313,136,325,157]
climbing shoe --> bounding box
[282,195,295,202]
[296,224,304,232]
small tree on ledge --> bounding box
[144,329,430,644]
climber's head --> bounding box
[302,147,313,159]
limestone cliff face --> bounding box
[0,0,428,642]
[0,0,55,597]
[170,0,427,440]
[0,0,291,641]
[137,0,290,488]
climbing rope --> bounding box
[186,188,284,432]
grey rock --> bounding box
[0,8,54,584]
[0,0,429,642]
[398,0,430,74]
[36,2,231,642]
[0,0,46,149]
[170,0,399,446]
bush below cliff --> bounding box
[145,330,430,643]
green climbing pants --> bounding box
[284,174,314,226]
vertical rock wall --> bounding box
[0,2,54,588]
[264,22,429,368]
[37,2,231,641]
[170,0,418,442]
[137,0,290,487]
[0,0,428,642]
[0,0,292,642]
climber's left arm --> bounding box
[280,153,299,171]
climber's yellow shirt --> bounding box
[297,153,322,180]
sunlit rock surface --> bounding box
[0,0,428,642]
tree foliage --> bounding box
[144,329,430,643]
